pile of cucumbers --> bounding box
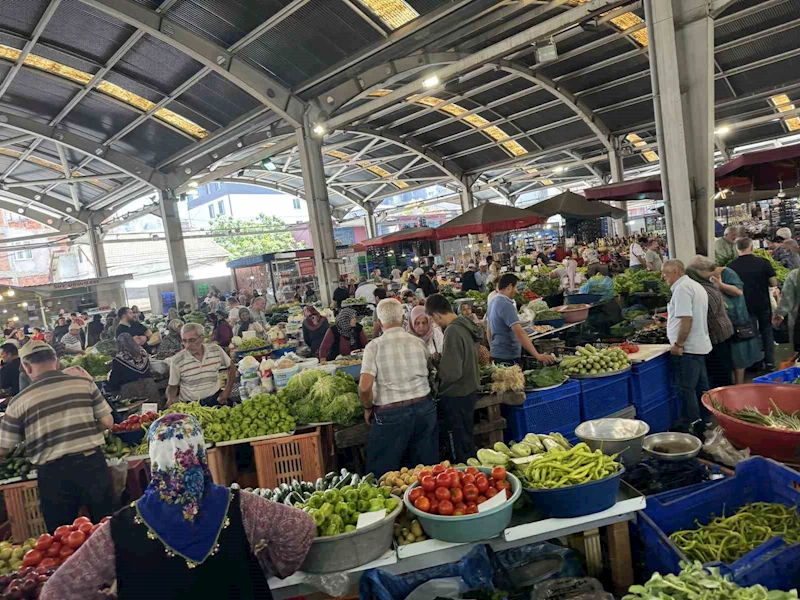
[243,468,376,506]
[0,445,33,481]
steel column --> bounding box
[364,204,378,239]
[460,177,474,214]
[296,123,340,306]
[86,215,108,278]
[608,146,627,237]
[158,190,194,305]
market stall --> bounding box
[357,226,439,276]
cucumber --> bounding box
[350,474,360,488]
[335,473,352,488]
[315,477,325,491]
[340,468,350,478]
[329,475,340,489]
[291,479,302,494]
[361,473,375,485]
[324,471,337,483]
[279,482,290,493]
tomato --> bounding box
[34,566,48,576]
[420,476,436,492]
[488,478,497,488]
[466,501,477,510]
[45,542,62,558]
[476,495,488,504]
[434,487,450,502]
[448,472,460,489]
[453,509,464,516]
[449,487,463,504]
[475,475,489,493]
[428,498,439,514]
[465,466,479,476]
[462,474,476,486]
[491,466,507,481]
[40,558,59,570]
[22,551,43,568]
[34,535,53,552]
[59,546,74,560]
[435,473,450,489]
[66,531,86,549]
[78,523,93,536]
[437,499,454,515]
[53,526,71,542]
[462,484,479,503]
[465,504,478,515]
[485,487,498,499]
[426,492,436,502]
[90,524,102,534]
[413,496,431,513]
[408,487,424,503]
[457,470,465,481]
[418,469,432,481]
[431,464,446,476]
[495,480,511,493]
[453,502,466,512]
[73,517,91,527]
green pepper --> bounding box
[347,501,357,514]
[368,498,385,512]
[385,497,399,513]
[358,485,372,500]
[344,489,358,503]
[323,489,341,504]
[319,501,334,518]
[339,485,354,494]
[344,524,357,533]
[357,499,370,513]
[306,494,323,509]
[379,486,392,499]
[327,514,344,530]
[324,523,341,536]
[307,508,325,527]
[334,501,350,517]
[349,512,359,526]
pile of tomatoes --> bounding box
[408,465,511,516]
[615,342,640,355]
[111,412,157,433]
[22,517,106,571]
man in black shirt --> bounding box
[0,343,20,396]
[332,279,350,309]
[461,263,480,292]
[53,316,69,341]
[729,237,778,369]
[115,307,151,345]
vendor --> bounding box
[115,306,151,344]
[155,319,184,360]
[0,343,20,396]
[40,414,315,600]
[167,323,236,407]
[302,306,330,356]
[107,333,160,405]
[460,263,480,293]
[0,341,114,532]
[487,274,556,366]
[332,278,350,309]
[319,308,368,361]
[236,307,260,337]
[208,312,233,348]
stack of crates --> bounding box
[578,371,631,421]
[505,380,581,445]
[629,354,673,432]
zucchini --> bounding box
[302,492,312,500]
[340,468,350,478]
[324,471,338,483]
[350,474,360,488]
[329,475,340,489]
[314,477,325,491]
[279,482,290,493]
[291,479,302,494]
[262,489,273,500]
[302,482,315,494]
[361,472,375,485]
[335,473,352,488]
[283,493,296,506]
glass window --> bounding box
[293,198,301,210]
[218,200,226,215]
[14,249,32,260]
[208,204,215,219]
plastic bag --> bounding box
[579,276,614,301]
[532,577,604,599]
[703,426,750,467]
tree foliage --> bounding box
[210,214,301,259]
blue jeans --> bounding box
[671,354,710,423]
[367,398,438,476]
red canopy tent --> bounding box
[435,203,545,239]
[358,226,437,248]
[583,176,664,202]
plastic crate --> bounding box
[637,457,800,590]
[251,429,325,490]
[670,391,683,423]
[505,381,581,441]
[753,366,800,384]
[578,372,631,421]
[639,391,672,433]
[1,480,46,543]
[629,355,672,408]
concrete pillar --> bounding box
[86,216,108,278]
[644,0,708,263]
[364,203,378,239]
[158,190,194,306]
[296,123,339,306]
[460,176,474,214]
[608,146,627,238]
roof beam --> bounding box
[223,175,364,209]
[0,190,87,233]
[77,0,306,127]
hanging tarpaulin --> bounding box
[526,191,627,220]
[435,203,545,239]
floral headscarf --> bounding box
[303,306,325,331]
[116,332,149,372]
[407,305,433,343]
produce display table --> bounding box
[527,320,582,340]
[625,344,671,363]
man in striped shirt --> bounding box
[0,341,114,531]
[167,323,237,406]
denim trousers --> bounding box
[750,307,775,367]
[671,353,710,423]
[366,397,438,476]
[439,392,478,464]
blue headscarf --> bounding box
[136,414,231,565]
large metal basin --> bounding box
[574,418,650,466]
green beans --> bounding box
[524,442,621,489]
[669,502,800,564]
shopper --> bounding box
[629,236,648,271]
[107,333,160,406]
[662,260,712,424]
[416,268,436,297]
[645,239,664,272]
[0,343,20,396]
[302,306,330,356]
[728,237,778,371]
[773,269,800,353]
[475,261,489,292]
[87,314,104,347]
[207,312,233,349]
[248,296,268,331]
[155,319,184,360]
[30,327,44,342]
[332,278,350,309]
[359,299,437,475]
[0,341,114,531]
[236,307,259,337]
[40,413,315,600]
[406,305,444,356]
[115,306,151,344]
[687,256,760,384]
[53,316,69,341]
[319,308,367,361]
[486,274,556,365]
[425,294,483,463]
[372,268,382,283]
[460,263,481,293]
[60,323,85,354]
[714,227,739,266]
[774,239,800,270]
[584,248,609,277]
[166,323,236,407]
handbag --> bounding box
[733,321,755,342]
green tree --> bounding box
[210,214,302,259]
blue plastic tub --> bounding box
[753,366,800,384]
[523,468,624,519]
[336,363,361,380]
[639,391,672,433]
[270,345,297,358]
[636,456,800,590]
[534,318,565,329]
[629,354,672,408]
[505,381,581,441]
[578,372,631,421]
[566,293,600,305]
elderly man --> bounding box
[358,298,438,475]
[460,263,480,293]
[645,239,663,272]
[662,260,712,425]
[247,296,268,333]
[475,261,489,292]
[714,227,739,266]
[167,323,237,407]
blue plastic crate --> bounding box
[629,355,672,408]
[505,381,581,441]
[753,366,800,384]
[639,391,672,433]
[636,457,800,590]
[669,391,682,423]
[578,372,630,421]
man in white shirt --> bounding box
[358,298,437,475]
[629,236,648,270]
[662,259,712,424]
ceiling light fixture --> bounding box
[312,124,326,136]
[553,166,567,173]
[714,126,730,135]
[422,75,439,88]
[535,38,558,63]
[6,290,14,297]
[188,181,199,188]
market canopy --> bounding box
[584,177,664,202]
[359,227,437,248]
[435,203,545,239]
[526,191,627,220]
[715,144,800,192]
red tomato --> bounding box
[448,472,460,489]
[425,492,436,502]
[491,466,507,481]
[485,487,498,499]
[418,469,433,481]
[438,499,454,515]
[476,495,488,504]
[475,475,489,493]
[22,551,42,568]
[488,478,497,488]
[66,531,86,549]
[465,466,479,476]
[431,464,446,476]
[408,487,424,503]
[428,498,439,514]
[59,546,74,560]
[462,474,476,486]
[34,535,53,552]
[453,509,464,516]
[78,523,93,536]
[413,496,431,513]
[34,566,48,576]
[420,476,436,492]
[40,558,59,570]
[434,487,450,502]
[463,484,479,503]
[73,517,91,527]
[435,473,450,489]
[465,504,478,515]
[45,542,62,558]
[466,501,477,510]
[449,487,464,504]
[453,502,466,512]
[495,480,511,494]
[53,526,71,542]
[457,471,465,481]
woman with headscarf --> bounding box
[318,308,367,361]
[40,414,315,600]
[167,307,181,322]
[236,307,257,337]
[107,333,160,405]
[302,306,330,356]
[155,319,184,360]
[208,312,233,349]
[407,305,444,356]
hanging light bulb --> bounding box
[6,289,14,297]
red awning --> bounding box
[715,144,800,192]
[359,226,437,248]
[583,176,663,202]
[435,203,545,239]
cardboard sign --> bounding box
[141,403,158,415]
[298,260,316,276]
[356,509,386,529]
[242,330,256,340]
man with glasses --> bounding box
[166,323,236,407]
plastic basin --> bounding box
[553,304,590,323]
[403,467,521,543]
[523,467,624,518]
[702,384,800,461]
[300,496,403,573]
[336,363,361,379]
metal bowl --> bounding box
[574,418,650,466]
[642,432,702,461]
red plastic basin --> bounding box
[553,304,590,323]
[702,384,800,461]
